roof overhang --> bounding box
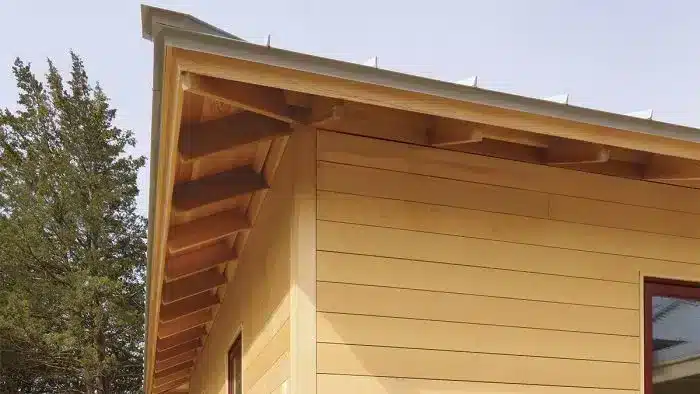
[142,5,700,393]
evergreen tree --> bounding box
[0,53,146,393]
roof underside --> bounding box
[142,6,700,393]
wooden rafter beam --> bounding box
[167,209,249,254]
[172,166,267,214]
[160,292,219,322]
[157,326,206,351]
[427,118,483,147]
[182,73,300,123]
[155,370,191,391]
[309,102,345,127]
[155,349,198,372]
[481,127,549,148]
[156,339,201,362]
[155,361,194,381]
[546,140,611,165]
[162,269,226,304]
[154,377,190,394]
[158,309,212,338]
[645,155,700,181]
[179,111,292,161]
[165,242,236,282]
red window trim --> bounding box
[644,277,700,394]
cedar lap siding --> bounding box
[142,6,700,394]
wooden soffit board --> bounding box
[170,46,700,161]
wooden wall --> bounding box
[315,130,700,393]
[188,141,295,394]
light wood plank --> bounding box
[160,292,219,322]
[317,312,638,363]
[155,349,198,372]
[549,195,700,238]
[318,221,700,284]
[547,140,611,165]
[158,309,212,338]
[317,131,700,214]
[179,111,291,160]
[156,339,201,362]
[175,49,700,161]
[317,191,700,264]
[165,241,236,281]
[183,73,299,123]
[288,127,317,394]
[155,362,193,380]
[162,268,226,304]
[318,221,639,282]
[427,118,483,147]
[156,326,206,351]
[155,370,191,390]
[317,343,639,390]
[317,374,636,394]
[318,161,550,218]
[172,166,267,213]
[154,377,190,394]
[248,353,290,394]
[645,154,700,181]
[317,252,638,309]
[317,282,639,335]
[167,209,249,253]
[244,319,290,391]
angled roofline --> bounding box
[141,4,241,41]
[140,4,700,392]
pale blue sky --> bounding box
[2,0,699,215]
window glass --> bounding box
[648,283,700,393]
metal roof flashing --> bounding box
[140,4,241,42]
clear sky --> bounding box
[2,0,699,215]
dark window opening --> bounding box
[228,334,242,394]
[645,279,700,394]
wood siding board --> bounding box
[188,131,297,393]
[317,131,700,214]
[317,343,639,390]
[317,282,639,336]
[317,312,639,363]
[317,191,700,264]
[317,374,636,394]
[317,251,638,309]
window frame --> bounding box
[644,277,700,393]
[228,333,242,394]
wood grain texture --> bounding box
[172,165,267,213]
[317,374,636,394]
[317,221,700,284]
[159,292,219,322]
[318,251,638,309]
[317,312,638,363]
[167,209,249,253]
[165,241,236,281]
[317,191,700,264]
[188,132,297,394]
[317,131,700,214]
[162,268,226,304]
[317,282,639,336]
[179,111,291,160]
[317,343,639,390]
[156,326,206,351]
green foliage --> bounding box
[0,53,146,393]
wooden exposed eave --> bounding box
[144,10,700,393]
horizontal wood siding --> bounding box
[316,131,700,393]
[188,143,296,394]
